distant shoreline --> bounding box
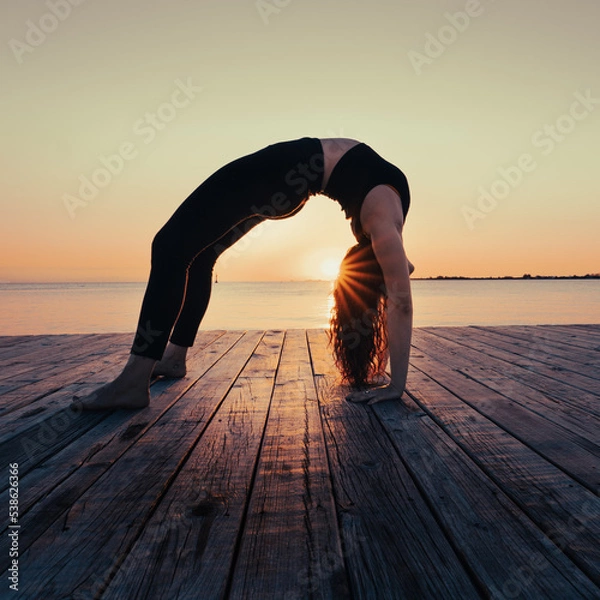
[411,274,600,281]
[0,275,599,285]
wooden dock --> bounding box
[1,325,599,599]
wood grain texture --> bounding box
[229,330,349,600]
[0,331,236,559]
[426,326,600,395]
[411,330,600,493]
[400,362,600,587]
[414,329,600,443]
[373,391,599,599]
[1,325,599,600]
[11,332,262,599]
[0,333,131,418]
[102,331,285,600]
[0,333,101,382]
[307,329,480,600]
[468,326,600,379]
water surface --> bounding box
[0,280,597,335]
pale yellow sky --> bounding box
[1,0,599,281]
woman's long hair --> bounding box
[329,241,388,389]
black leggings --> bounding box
[131,137,324,359]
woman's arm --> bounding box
[373,227,413,394]
[346,185,413,404]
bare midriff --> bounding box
[319,138,362,191]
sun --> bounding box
[320,257,341,280]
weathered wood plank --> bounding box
[0,333,100,382]
[0,332,226,440]
[9,332,264,599]
[0,334,74,356]
[0,348,128,442]
[0,333,111,382]
[411,330,600,494]
[402,362,600,587]
[483,325,600,355]
[0,333,131,417]
[0,332,225,446]
[100,331,284,600]
[0,334,118,407]
[569,324,600,334]
[0,331,237,557]
[307,329,480,599]
[0,334,40,349]
[458,362,600,445]
[470,326,600,377]
[2,326,599,599]
[411,330,600,445]
[551,324,600,339]
[0,352,130,486]
[372,389,600,599]
[229,330,349,599]
[422,328,600,416]
[428,327,600,394]
[452,354,600,426]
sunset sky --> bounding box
[1,0,599,282]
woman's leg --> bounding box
[72,213,205,410]
[152,249,216,378]
[154,215,264,377]
[74,213,266,409]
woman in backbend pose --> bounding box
[75,137,413,410]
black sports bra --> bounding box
[322,143,410,239]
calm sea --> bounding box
[0,280,598,335]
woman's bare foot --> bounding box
[72,378,150,411]
[71,354,155,411]
[153,342,188,378]
[153,358,186,378]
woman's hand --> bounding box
[346,383,402,405]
